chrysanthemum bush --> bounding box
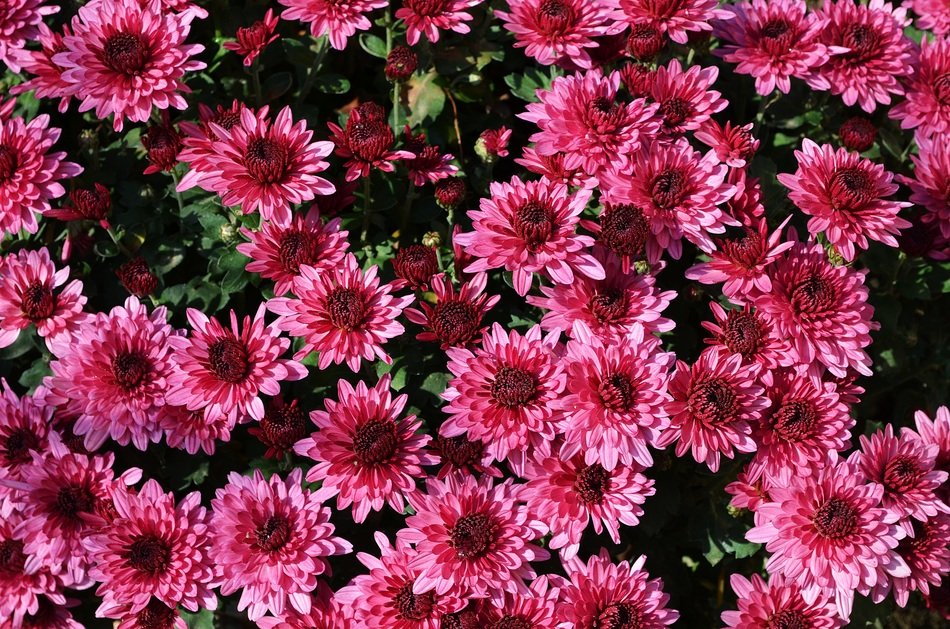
[1,0,949,626]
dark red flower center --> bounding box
[720,310,765,358]
[126,535,172,574]
[597,602,643,629]
[393,582,436,620]
[537,0,576,35]
[574,463,611,504]
[812,497,858,539]
[117,257,159,297]
[393,244,438,288]
[588,96,625,132]
[385,45,419,82]
[627,24,664,61]
[0,145,18,183]
[349,117,393,162]
[69,186,111,220]
[0,539,27,576]
[277,229,318,274]
[883,455,921,494]
[254,515,292,552]
[659,97,693,129]
[3,428,39,466]
[55,483,97,521]
[513,201,555,251]
[790,274,836,315]
[650,169,688,209]
[599,372,637,412]
[353,419,398,465]
[135,599,178,629]
[490,366,538,408]
[143,126,182,171]
[761,18,791,39]
[721,231,764,269]
[244,137,290,184]
[491,617,532,629]
[829,167,874,211]
[435,178,466,209]
[432,299,481,347]
[935,73,950,105]
[404,0,451,17]
[842,24,880,61]
[102,32,151,75]
[213,109,242,132]
[767,609,808,629]
[326,287,367,331]
[450,512,497,559]
[435,435,485,468]
[759,18,794,52]
[687,378,738,426]
[20,281,55,321]
[589,288,628,324]
[207,337,250,383]
[600,204,648,258]
[441,607,481,629]
[257,400,307,452]
[111,351,151,391]
[897,520,935,558]
[770,400,818,442]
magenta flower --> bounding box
[255,582,350,629]
[699,302,791,371]
[223,9,280,67]
[327,103,413,181]
[176,100,246,186]
[889,37,950,138]
[9,22,74,113]
[899,134,950,247]
[404,272,500,349]
[614,0,729,45]
[0,0,59,72]
[396,0,483,46]
[480,576,560,628]
[694,120,760,168]
[647,59,727,136]
[907,406,950,505]
[721,573,844,629]
[873,514,950,608]
[0,380,51,478]
[160,405,235,456]
[278,0,387,50]
[906,0,950,35]
[432,434,502,480]
[401,127,458,186]
[515,146,598,189]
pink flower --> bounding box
[223,9,280,66]
[176,100,246,185]
[807,0,914,113]
[327,104,414,181]
[753,240,878,377]
[519,69,660,176]
[874,514,950,608]
[778,139,911,261]
[45,297,174,451]
[515,146,598,189]
[396,0,483,46]
[278,0,387,50]
[160,405,235,456]
[496,0,624,69]
[906,0,950,35]
[84,479,216,615]
[476,127,512,162]
[401,127,458,186]
[699,302,791,371]
[54,0,205,132]
[441,323,564,474]
[453,176,604,296]
[558,549,679,627]
[6,595,83,629]
[249,397,307,460]
[404,272,500,349]
[899,134,950,245]
[268,253,413,372]
[9,22,74,113]
[0,0,58,72]
[104,598,187,629]
[480,575,561,628]
[0,380,51,477]
[907,406,950,505]
[713,0,832,96]
[614,0,729,45]
[398,474,549,602]
[294,374,436,523]
[721,573,844,629]
[432,434,502,480]
[391,244,440,291]
[889,37,950,138]
[746,456,909,620]
[0,111,82,237]
[647,59,727,136]
[0,247,86,351]
[523,451,654,559]
[659,350,768,472]
[166,305,307,423]
[177,105,336,226]
[210,469,351,621]
[236,206,349,296]
[694,120,760,168]
[256,582,351,629]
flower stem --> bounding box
[360,175,373,243]
[105,225,133,258]
[250,58,263,106]
[295,36,329,107]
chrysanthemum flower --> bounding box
[454,176,603,296]
[726,169,766,227]
[713,0,832,96]
[327,103,413,182]
[256,582,351,629]
[659,350,768,472]
[8,595,83,629]
[907,0,950,35]
[247,397,306,459]
[558,549,679,627]
[807,0,914,113]
[0,111,82,237]
[0,380,51,477]
[523,452,654,559]
[872,514,950,608]
[385,45,419,82]
[336,532,464,628]
[778,139,911,261]
[141,116,182,175]
[178,105,336,226]
[694,120,760,168]
[401,127,458,186]
[899,134,950,245]
[166,305,306,423]
[721,573,844,629]
[600,139,737,262]
[102,598,187,629]
[278,0,387,50]
[889,37,950,138]
[405,272,499,349]
[268,253,413,372]
[515,147,598,189]
[391,244,440,291]
[699,302,791,371]
[237,206,349,296]
[223,9,280,66]
[753,240,878,377]
[479,575,560,628]
[647,59,727,136]
[519,69,660,176]
[441,323,565,474]
[615,0,729,45]
[398,474,549,602]
[9,22,74,113]
[839,116,877,153]
[746,456,909,620]
[54,0,205,131]
[210,469,351,621]
[0,0,58,72]
[46,182,111,228]
[175,100,246,185]
[115,257,159,298]
[294,375,436,523]
[432,434,502,479]
[907,406,950,505]
[396,0,483,46]
[84,479,216,615]
[496,0,624,69]
[45,297,174,451]
[0,247,86,351]
[160,405,235,456]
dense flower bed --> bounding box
[1,0,949,627]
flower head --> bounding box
[116,258,159,298]
[401,127,458,186]
[396,0,483,46]
[249,397,308,459]
[874,514,950,608]
[385,45,419,81]
[0,0,59,72]
[9,22,74,113]
[0,381,51,477]
[278,0,387,50]
[694,120,760,168]
[615,0,729,45]
[899,133,950,246]
[224,9,280,66]
[699,302,791,371]
[647,59,727,136]
[404,272,499,348]
[721,573,844,629]
[328,103,413,181]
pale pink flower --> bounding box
[890,36,950,138]
[614,0,730,45]
[278,0,388,50]
[721,573,844,629]
[396,0,483,46]
[647,59,727,136]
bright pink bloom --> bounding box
[647,59,727,136]
[237,206,349,296]
[0,380,51,477]
[713,0,832,96]
[519,69,660,176]
[721,573,844,629]
[3,595,83,629]
[9,22,74,113]
[401,127,458,186]
[0,0,58,72]
[223,9,280,66]
[694,120,760,168]
[907,406,950,505]
[256,582,351,629]
[84,479,216,615]
[294,375,436,523]
[327,104,413,181]
[907,0,950,35]
[899,134,950,244]
[699,302,791,371]
[515,146,598,189]
[615,0,729,45]
[396,0,483,46]
[404,272,500,349]
[889,37,950,138]
[54,0,205,132]
[278,0,387,50]
[398,474,549,602]
[808,0,914,113]
[176,100,246,184]
[726,465,784,513]
[476,127,512,161]
[746,456,909,620]
[558,549,679,627]
[210,469,351,621]
[873,514,950,608]
[726,169,766,227]
[103,598,187,629]
[268,253,413,372]
[166,305,307,423]
[160,405,235,456]
[453,176,604,296]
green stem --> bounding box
[169,170,186,216]
[360,175,373,243]
[392,81,401,132]
[250,58,262,106]
[295,36,329,107]
[399,185,417,243]
[105,225,133,258]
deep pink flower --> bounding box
[647,59,727,136]
[699,302,791,371]
[432,434,502,480]
[839,116,878,153]
[515,146,598,189]
[0,0,58,72]
[9,22,73,113]
[84,479,216,615]
[726,465,784,513]
[3,595,83,629]
[256,581,351,629]
[889,37,950,138]
[294,375,436,523]
[721,573,844,629]
[899,134,950,244]
[519,69,660,176]
[404,272,500,349]
[725,169,766,227]
[398,474,549,602]
[907,406,950,505]
[476,127,512,162]
[268,253,413,372]
[694,120,760,168]
[808,0,914,113]
[0,380,51,478]
[223,9,280,66]
[237,206,349,296]
[249,397,307,460]
[210,469,351,621]
[45,182,111,228]
[401,127,458,186]
[907,0,950,35]
[176,100,246,185]
[391,244,440,291]
[396,0,483,46]
[558,549,679,628]
[54,0,205,131]
[615,0,729,45]
[747,456,909,620]
[479,576,561,628]
[873,514,950,608]
[103,598,187,629]
[327,104,414,181]
[279,0,387,50]
[166,305,307,423]
[141,116,183,175]
[453,176,604,296]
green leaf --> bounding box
[406,72,446,126]
[420,371,450,398]
[180,462,209,490]
[314,73,351,94]
[359,33,388,59]
[181,608,215,629]
[262,71,293,102]
[702,532,725,566]
[503,67,551,102]
[18,359,50,392]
